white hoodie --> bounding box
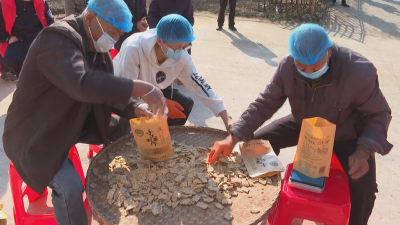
[113,29,225,116]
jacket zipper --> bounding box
[295,77,331,117]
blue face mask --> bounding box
[297,53,329,79]
[161,42,184,61]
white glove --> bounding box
[134,103,154,118]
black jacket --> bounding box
[114,0,147,51]
[147,0,194,29]
[3,15,139,194]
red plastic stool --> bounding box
[87,144,103,159]
[267,154,351,225]
[110,48,119,60]
[9,146,88,225]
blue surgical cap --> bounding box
[155,14,196,43]
[288,23,333,65]
[88,0,133,33]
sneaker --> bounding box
[341,3,350,6]
[229,26,237,31]
[216,26,223,31]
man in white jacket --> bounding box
[113,14,231,130]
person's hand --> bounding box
[134,103,154,118]
[218,110,233,132]
[141,17,148,28]
[208,137,235,163]
[137,17,148,32]
[140,86,166,116]
[348,148,370,179]
[8,36,18,44]
[165,99,186,119]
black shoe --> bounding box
[229,26,237,31]
[216,26,222,31]
[341,3,350,6]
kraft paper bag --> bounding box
[237,139,285,178]
[129,115,174,162]
[293,117,336,178]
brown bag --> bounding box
[293,117,336,178]
[129,115,174,162]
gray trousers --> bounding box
[48,158,88,225]
[48,115,131,225]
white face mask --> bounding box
[88,17,117,52]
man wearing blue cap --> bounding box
[209,24,392,225]
[114,14,232,130]
[2,0,166,224]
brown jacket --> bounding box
[3,15,137,193]
[230,44,392,155]
[64,0,87,16]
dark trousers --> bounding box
[217,0,236,27]
[48,114,131,224]
[48,158,88,225]
[161,86,194,126]
[3,40,32,76]
[255,114,377,225]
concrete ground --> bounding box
[1,0,400,223]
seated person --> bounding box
[208,24,392,225]
[64,0,87,16]
[114,0,148,51]
[3,0,165,223]
[113,14,231,130]
[0,0,54,82]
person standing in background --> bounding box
[64,0,87,16]
[114,0,148,51]
[216,0,237,31]
[0,0,54,82]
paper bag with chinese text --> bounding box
[293,117,336,178]
[237,139,285,178]
[129,115,174,162]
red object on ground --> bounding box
[9,146,88,225]
[266,153,351,225]
[87,144,103,159]
[110,48,119,60]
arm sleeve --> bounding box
[112,97,142,119]
[127,0,140,34]
[64,0,77,16]
[0,4,11,43]
[113,45,140,80]
[36,29,134,110]
[229,62,288,141]
[183,0,194,26]
[44,1,54,26]
[178,57,225,116]
[354,74,392,155]
[147,0,160,29]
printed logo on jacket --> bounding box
[156,71,166,84]
[191,73,213,97]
